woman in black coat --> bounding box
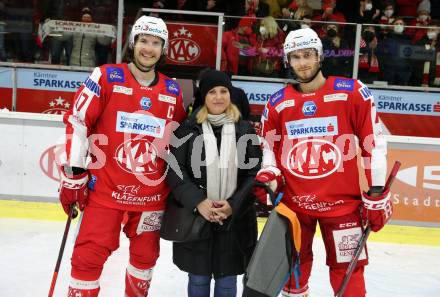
[166,70,262,297]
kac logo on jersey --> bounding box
[302,101,317,116]
[140,97,152,110]
[287,139,342,179]
[165,79,180,96]
[115,138,160,175]
[106,67,124,83]
[334,78,354,91]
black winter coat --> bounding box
[166,112,262,277]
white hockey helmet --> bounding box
[129,15,168,54]
[283,28,323,62]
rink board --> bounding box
[1,112,440,226]
[0,200,439,247]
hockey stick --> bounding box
[48,205,78,297]
[335,161,401,297]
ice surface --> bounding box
[1,218,439,296]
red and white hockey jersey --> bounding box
[64,64,186,212]
[260,76,387,217]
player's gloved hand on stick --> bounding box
[59,166,89,215]
[254,166,284,205]
[362,187,392,232]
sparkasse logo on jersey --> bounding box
[116,112,165,138]
[286,116,338,139]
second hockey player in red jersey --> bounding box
[58,16,186,296]
[254,28,391,297]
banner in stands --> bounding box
[15,68,88,114]
[37,20,116,43]
[0,67,13,110]
[232,80,284,116]
[166,23,218,67]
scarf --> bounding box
[202,113,237,201]
[359,40,379,73]
[422,43,440,86]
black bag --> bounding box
[160,194,210,242]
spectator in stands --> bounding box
[407,0,432,43]
[70,7,110,67]
[221,17,257,76]
[279,7,299,34]
[358,0,381,23]
[378,18,412,85]
[413,22,440,87]
[314,0,346,24]
[313,0,346,37]
[252,16,285,77]
[321,22,353,77]
[39,0,73,65]
[245,0,270,18]
[395,0,422,18]
[379,1,396,38]
[279,1,313,34]
[359,25,381,83]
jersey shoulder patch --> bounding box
[164,79,181,96]
[269,88,285,107]
[105,66,125,83]
[333,77,354,91]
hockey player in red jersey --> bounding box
[58,15,186,296]
[254,28,390,297]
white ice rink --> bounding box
[1,218,439,297]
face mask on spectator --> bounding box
[419,15,429,22]
[365,3,373,11]
[362,31,375,43]
[259,26,267,35]
[427,31,438,40]
[384,9,394,17]
[394,24,404,33]
[327,28,337,37]
[301,24,310,29]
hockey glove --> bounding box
[362,187,392,232]
[254,166,283,206]
[59,168,89,215]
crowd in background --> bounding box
[1,0,439,87]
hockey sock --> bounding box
[125,263,154,297]
[67,277,100,297]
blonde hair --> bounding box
[260,16,279,39]
[196,103,241,124]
